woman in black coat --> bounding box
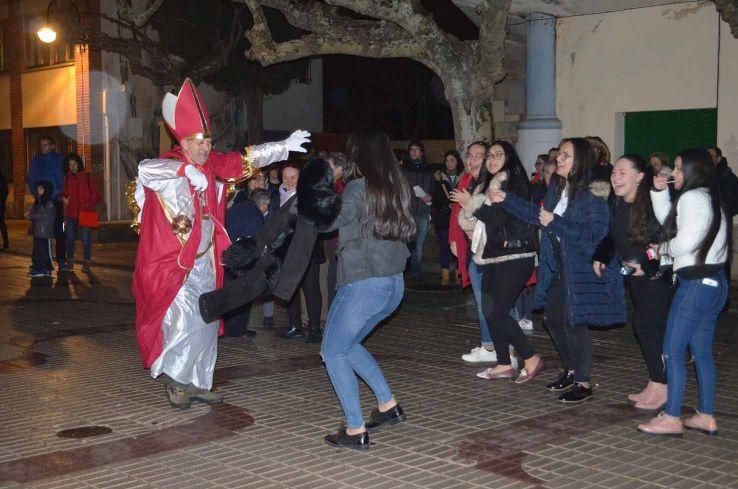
[432,149,463,285]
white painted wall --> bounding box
[21,65,77,128]
[555,2,734,162]
[718,18,738,169]
[263,58,323,133]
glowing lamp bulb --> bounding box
[37,27,57,44]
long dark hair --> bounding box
[661,148,724,265]
[63,153,85,174]
[443,149,462,174]
[483,140,530,197]
[617,154,653,245]
[345,131,416,242]
[556,137,595,201]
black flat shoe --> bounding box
[244,329,257,337]
[559,383,593,403]
[279,326,304,339]
[546,370,574,392]
[324,429,370,450]
[305,329,322,343]
[365,404,406,431]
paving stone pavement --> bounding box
[1,239,738,488]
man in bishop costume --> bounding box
[132,78,309,408]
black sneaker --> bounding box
[279,326,304,339]
[324,428,370,450]
[305,328,322,344]
[559,383,593,403]
[546,370,575,392]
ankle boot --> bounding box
[441,269,450,285]
[185,384,223,404]
[165,384,191,409]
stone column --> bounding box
[516,12,562,175]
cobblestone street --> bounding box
[1,223,737,489]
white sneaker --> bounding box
[518,318,534,331]
[510,351,519,371]
[462,346,498,363]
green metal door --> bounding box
[624,108,717,165]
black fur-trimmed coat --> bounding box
[199,159,340,323]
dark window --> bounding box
[25,18,74,69]
[0,27,5,72]
[295,62,312,85]
[624,108,718,163]
[0,130,11,182]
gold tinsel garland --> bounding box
[126,179,141,235]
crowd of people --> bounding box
[216,133,734,446]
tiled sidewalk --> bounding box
[0,249,737,489]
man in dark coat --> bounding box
[199,159,340,327]
[708,146,738,218]
[223,189,266,337]
[400,139,434,278]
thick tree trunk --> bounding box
[446,78,493,157]
[243,84,264,145]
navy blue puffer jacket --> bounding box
[502,181,626,327]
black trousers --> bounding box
[0,204,8,248]
[480,257,536,365]
[544,278,592,383]
[287,261,322,330]
[54,202,66,264]
[32,237,52,272]
[628,276,672,383]
[223,271,253,337]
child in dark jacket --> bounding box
[28,181,56,277]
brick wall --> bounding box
[8,0,25,217]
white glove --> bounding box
[184,165,208,192]
[284,130,311,153]
[413,185,428,199]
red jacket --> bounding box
[62,171,100,219]
[449,172,474,288]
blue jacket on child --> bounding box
[502,180,626,327]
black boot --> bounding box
[324,428,370,450]
[305,327,322,343]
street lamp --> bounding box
[36,0,79,44]
[37,26,57,44]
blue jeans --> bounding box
[437,229,455,270]
[409,215,430,276]
[320,274,404,429]
[65,217,92,262]
[469,261,493,347]
[663,271,728,417]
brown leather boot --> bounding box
[441,269,450,285]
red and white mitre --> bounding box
[161,78,211,143]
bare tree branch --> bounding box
[242,0,422,65]
[475,0,512,83]
[118,0,167,27]
[714,0,738,38]
[324,0,471,68]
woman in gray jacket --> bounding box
[321,131,416,450]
